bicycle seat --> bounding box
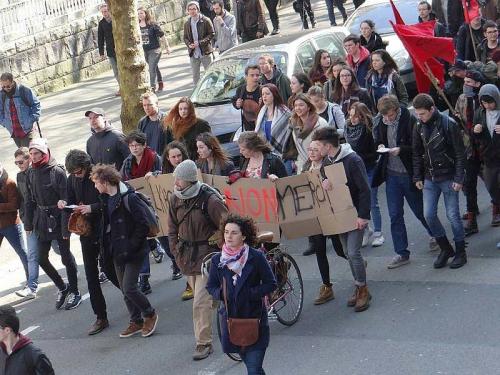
[257,231,274,244]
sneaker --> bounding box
[192,344,213,360]
[151,247,164,264]
[429,237,439,252]
[387,255,410,269]
[65,292,82,310]
[142,313,158,337]
[55,286,69,310]
[98,272,109,284]
[182,283,194,301]
[362,227,374,247]
[119,321,143,338]
[371,232,385,247]
[172,269,182,281]
[271,28,280,35]
[138,276,152,295]
[88,318,109,336]
[16,287,36,299]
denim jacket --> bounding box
[0,84,41,135]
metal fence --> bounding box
[0,0,102,43]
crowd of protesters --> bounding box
[1,0,500,374]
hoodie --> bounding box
[346,46,371,88]
[86,122,130,170]
[321,143,371,221]
[0,334,54,375]
[473,84,500,166]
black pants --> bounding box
[264,0,279,30]
[483,164,500,205]
[38,237,78,293]
[310,234,344,285]
[81,237,119,320]
[463,157,482,213]
[298,0,315,28]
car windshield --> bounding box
[191,51,288,105]
[346,0,420,35]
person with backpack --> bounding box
[91,164,159,339]
[168,160,228,360]
[24,138,82,310]
[0,73,41,147]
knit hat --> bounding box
[465,69,486,84]
[29,138,49,154]
[449,59,466,72]
[174,159,198,182]
[186,1,200,11]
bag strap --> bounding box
[223,277,229,317]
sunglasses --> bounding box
[14,160,27,165]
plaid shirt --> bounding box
[9,97,26,138]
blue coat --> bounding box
[0,84,41,135]
[206,247,277,353]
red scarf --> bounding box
[131,147,156,178]
[32,153,50,169]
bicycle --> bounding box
[202,231,304,362]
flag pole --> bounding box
[468,23,479,61]
[423,62,455,114]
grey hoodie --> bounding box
[478,84,500,136]
[86,122,130,170]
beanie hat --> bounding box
[186,1,200,11]
[465,69,485,84]
[29,138,49,155]
[174,160,198,182]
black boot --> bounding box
[138,275,152,295]
[303,237,316,256]
[433,236,455,269]
[464,212,478,236]
[449,241,467,269]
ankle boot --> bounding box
[157,81,164,92]
[464,212,478,236]
[139,275,152,295]
[354,285,371,312]
[347,286,358,307]
[314,284,334,305]
[449,241,467,269]
[303,237,315,256]
[491,205,500,227]
[433,236,455,269]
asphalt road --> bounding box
[1,1,500,374]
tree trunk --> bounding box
[108,0,148,134]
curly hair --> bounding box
[164,97,198,140]
[65,149,92,174]
[90,164,122,186]
[161,141,189,173]
[219,214,258,247]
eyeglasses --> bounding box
[340,74,352,78]
[486,30,499,34]
[14,160,26,165]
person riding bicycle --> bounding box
[206,214,277,374]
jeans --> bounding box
[190,54,213,85]
[297,0,315,28]
[310,234,343,285]
[81,237,119,320]
[338,229,366,286]
[144,48,162,88]
[423,179,465,243]
[483,164,500,205]
[158,236,180,272]
[264,0,279,29]
[108,56,119,81]
[139,240,154,276]
[38,237,79,293]
[324,0,347,25]
[386,174,432,257]
[240,349,267,375]
[366,167,382,233]
[114,256,155,323]
[463,157,482,213]
[26,234,61,291]
[0,223,29,281]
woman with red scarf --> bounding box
[120,130,162,295]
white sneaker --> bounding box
[362,227,373,247]
[371,232,385,247]
[16,287,36,299]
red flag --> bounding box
[389,0,405,25]
[461,0,480,23]
[391,21,456,93]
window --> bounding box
[314,35,340,56]
[295,41,315,73]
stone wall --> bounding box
[0,0,188,96]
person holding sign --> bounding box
[312,127,372,312]
[206,214,277,374]
[196,132,235,176]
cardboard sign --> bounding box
[127,177,153,199]
[146,174,176,236]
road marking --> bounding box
[16,309,24,314]
[82,293,90,301]
[21,325,39,335]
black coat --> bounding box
[360,32,385,53]
[239,152,288,178]
[345,126,377,170]
[16,170,29,223]
[432,0,464,37]
[0,335,54,375]
[99,183,150,264]
[456,20,485,61]
[170,119,211,160]
[25,158,70,240]
[206,248,277,353]
[372,107,416,187]
[473,107,500,167]
[97,18,115,57]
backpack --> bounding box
[122,190,160,238]
[1,84,43,137]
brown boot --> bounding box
[347,287,358,307]
[354,285,372,312]
[88,318,109,336]
[157,81,164,92]
[313,284,334,305]
[492,205,500,227]
[142,313,158,337]
[119,321,143,338]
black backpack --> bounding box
[122,190,160,238]
[173,184,222,231]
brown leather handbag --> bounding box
[68,211,92,236]
[223,278,260,347]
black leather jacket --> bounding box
[412,111,466,184]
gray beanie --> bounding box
[186,1,200,11]
[174,159,198,182]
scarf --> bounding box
[382,107,402,127]
[174,180,202,200]
[219,243,250,285]
[32,153,50,169]
[130,147,156,178]
[370,72,393,105]
[345,124,365,149]
[295,112,319,139]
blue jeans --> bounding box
[139,252,150,276]
[423,179,465,243]
[26,234,62,291]
[240,349,266,375]
[366,167,382,233]
[158,236,180,272]
[386,174,432,257]
[0,223,29,281]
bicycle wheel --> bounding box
[216,308,242,362]
[271,251,304,326]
